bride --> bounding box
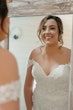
[24,15,71,110]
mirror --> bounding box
[9,14,72,110]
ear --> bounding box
[0,16,9,41]
[3,16,10,34]
[4,16,10,26]
[7,16,10,25]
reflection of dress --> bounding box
[0,80,20,104]
[28,59,70,110]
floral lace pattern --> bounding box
[0,80,20,104]
[28,59,71,110]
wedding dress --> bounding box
[28,59,71,110]
[0,80,20,104]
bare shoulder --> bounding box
[29,46,42,60]
[62,47,71,55]
[0,47,17,64]
[61,47,71,61]
[0,48,19,84]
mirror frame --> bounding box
[8,1,73,17]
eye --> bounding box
[50,27,55,30]
[41,26,46,30]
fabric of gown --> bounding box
[0,80,20,104]
[28,59,70,110]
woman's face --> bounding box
[40,19,59,46]
[0,16,9,41]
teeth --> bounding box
[46,37,51,39]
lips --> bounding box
[45,36,52,40]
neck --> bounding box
[44,43,60,55]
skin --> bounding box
[0,13,20,110]
[41,19,59,46]
[0,16,9,41]
[24,18,71,110]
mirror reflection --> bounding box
[9,14,72,110]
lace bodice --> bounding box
[28,59,71,110]
[0,80,20,104]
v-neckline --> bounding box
[32,60,69,77]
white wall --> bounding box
[9,14,72,110]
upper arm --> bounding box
[7,53,19,80]
[0,50,20,109]
[24,65,34,89]
[24,51,35,89]
[0,51,19,85]
[24,47,41,88]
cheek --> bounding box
[53,30,58,37]
[40,32,45,40]
[40,30,47,37]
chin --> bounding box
[44,41,52,45]
[44,40,57,45]
[45,42,55,46]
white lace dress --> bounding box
[0,80,20,104]
[28,59,71,110]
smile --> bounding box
[45,36,52,40]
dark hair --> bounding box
[0,0,8,32]
[37,15,63,46]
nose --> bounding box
[45,28,50,34]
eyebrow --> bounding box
[43,25,56,27]
[50,25,56,27]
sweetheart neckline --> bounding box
[32,60,69,77]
